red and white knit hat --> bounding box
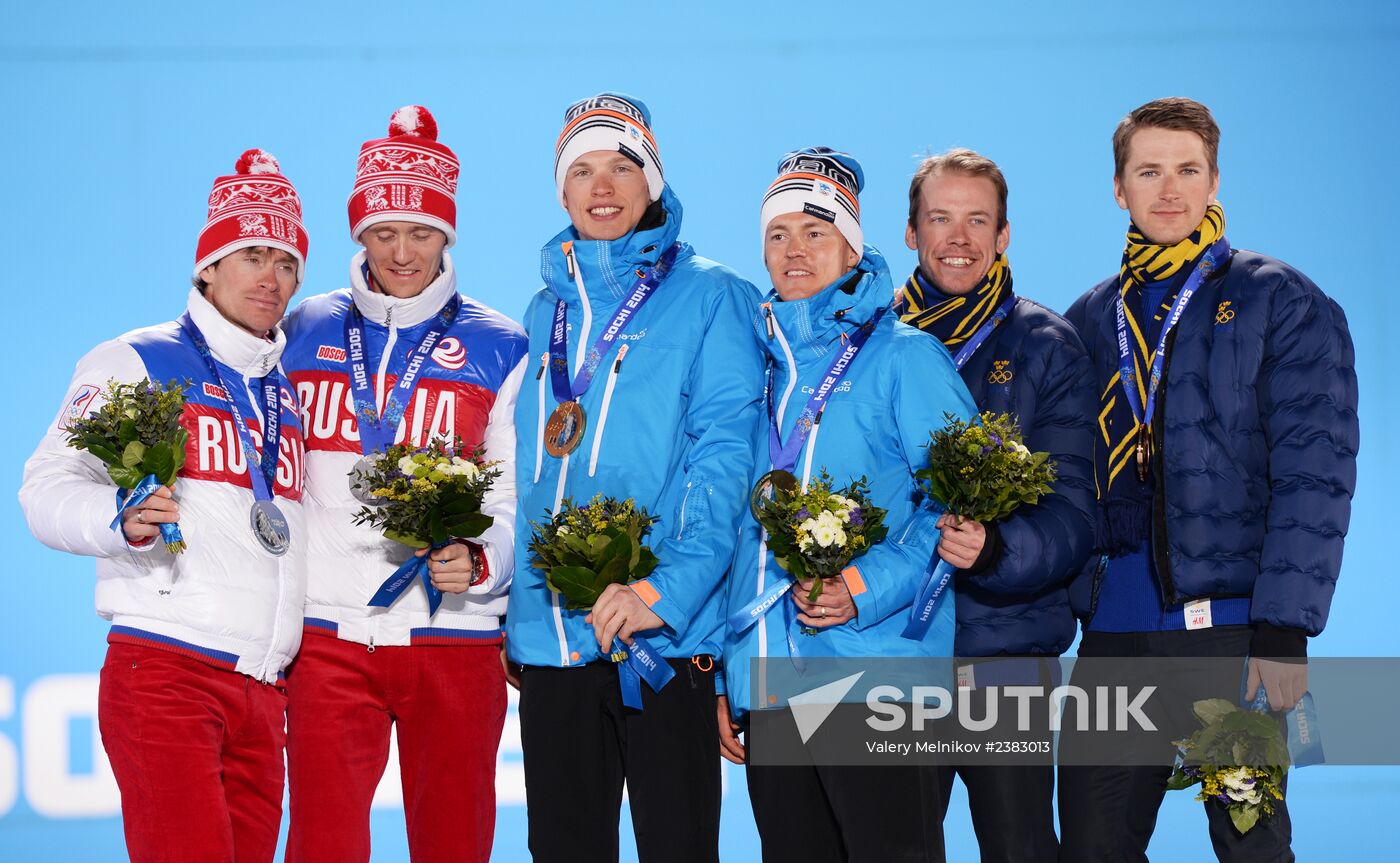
[194,149,309,285]
[348,106,460,247]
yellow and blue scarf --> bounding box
[898,254,1013,347]
[1095,203,1226,554]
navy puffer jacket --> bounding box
[1065,250,1358,647]
[947,298,1096,657]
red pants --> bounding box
[98,642,287,863]
[284,632,506,863]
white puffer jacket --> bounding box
[20,289,308,684]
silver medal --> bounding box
[250,500,291,557]
[349,454,385,506]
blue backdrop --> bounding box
[3,1,1397,859]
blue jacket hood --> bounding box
[755,244,893,364]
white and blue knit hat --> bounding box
[554,92,664,207]
[760,147,864,253]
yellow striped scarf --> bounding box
[898,254,1012,347]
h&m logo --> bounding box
[987,360,1014,385]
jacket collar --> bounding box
[757,244,894,368]
[185,287,285,379]
[348,249,459,329]
[540,185,685,307]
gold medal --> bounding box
[544,401,587,458]
[749,469,799,520]
[1135,424,1152,483]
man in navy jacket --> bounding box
[1059,97,1358,861]
[898,148,1096,862]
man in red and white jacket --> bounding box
[19,149,310,863]
[280,106,527,863]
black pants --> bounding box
[935,764,1057,863]
[518,658,721,863]
[746,760,945,863]
[1057,627,1294,862]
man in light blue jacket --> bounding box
[718,148,977,862]
[505,92,763,863]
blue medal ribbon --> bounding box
[1242,666,1325,767]
[548,243,679,407]
[179,314,283,509]
[343,292,461,456]
[112,474,185,550]
[727,578,794,635]
[950,296,1015,370]
[1113,239,1230,440]
[611,634,676,709]
[369,540,446,616]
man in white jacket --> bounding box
[280,106,528,863]
[19,148,311,863]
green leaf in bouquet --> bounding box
[83,441,120,466]
[384,528,430,549]
[443,512,493,539]
[1193,699,1238,727]
[598,531,636,571]
[596,555,629,590]
[171,428,189,473]
[562,532,593,559]
[426,507,450,546]
[548,565,604,609]
[1229,804,1260,834]
[634,547,659,580]
[106,464,145,489]
[121,440,147,469]
[1166,768,1198,791]
[588,532,615,556]
[118,418,139,448]
[143,442,177,486]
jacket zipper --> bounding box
[533,351,549,483]
[676,479,693,539]
[588,344,628,477]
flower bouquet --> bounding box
[528,495,660,610]
[752,470,888,603]
[65,378,190,553]
[351,438,499,614]
[1167,698,1289,834]
[528,494,672,708]
[902,411,1056,639]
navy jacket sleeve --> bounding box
[1250,270,1358,638]
[972,326,1097,596]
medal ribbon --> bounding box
[612,634,676,709]
[900,503,955,641]
[767,305,888,473]
[1112,239,1229,450]
[343,293,461,456]
[549,243,679,406]
[368,539,446,616]
[1241,665,1325,767]
[949,296,1014,370]
[179,314,281,503]
[111,474,185,550]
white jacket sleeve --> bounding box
[19,340,156,559]
[468,356,526,596]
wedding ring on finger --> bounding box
[137,510,146,524]
[820,606,828,618]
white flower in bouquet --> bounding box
[448,456,479,478]
[1221,768,1262,805]
[398,455,419,477]
[813,511,847,548]
[1012,441,1031,460]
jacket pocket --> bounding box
[588,344,629,477]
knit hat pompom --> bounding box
[236,148,281,175]
[388,105,438,141]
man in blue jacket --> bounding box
[898,148,1096,862]
[1060,97,1358,861]
[505,92,763,863]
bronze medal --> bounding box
[749,469,799,520]
[1135,424,1152,483]
[544,400,587,458]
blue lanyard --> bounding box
[1113,239,1229,428]
[767,305,887,473]
[951,296,1014,370]
[343,292,460,456]
[549,243,679,405]
[179,314,280,501]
